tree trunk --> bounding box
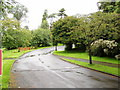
[55,45,57,51]
[88,45,92,64]
[65,43,72,51]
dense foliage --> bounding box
[98,0,120,13]
[91,39,119,57]
[1,18,32,49]
[52,11,120,58]
[52,16,79,50]
[31,28,52,47]
[40,9,49,29]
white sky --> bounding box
[16,0,100,30]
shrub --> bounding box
[91,39,119,57]
[115,54,120,60]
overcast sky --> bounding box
[16,0,100,30]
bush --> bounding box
[91,39,119,57]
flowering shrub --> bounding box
[115,54,120,60]
[91,39,119,57]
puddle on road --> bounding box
[19,55,36,59]
[12,69,45,72]
[62,70,71,72]
[91,77,101,81]
[76,72,84,74]
[29,55,35,57]
[41,50,54,55]
[87,75,93,77]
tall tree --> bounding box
[9,2,28,21]
[31,28,52,47]
[52,16,79,51]
[58,8,67,18]
[40,20,49,29]
[42,9,48,22]
[97,0,120,13]
[1,18,32,49]
[48,13,56,29]
[74,11,120,63]
[40,9,49,29]
[0,0,16,19]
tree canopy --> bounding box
[98,0,120,13]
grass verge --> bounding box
[2,60,15,88]
[3,46,52,59]
[62,58,119,76]
[0,76,1,89]
[53,51,120,64]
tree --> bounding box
[9,2,28,21]
[1,18,32,49]
[31,28,52,47]
[88,12,120,42]
[97,0,120,13]
[72,15,88,50]
[0,0,16,19]
[52,16,79,51]
[77,12,120,63]
[58,8,67,18]
[40,20,49,29]
[48,13,56,29]
[40,9,49,29]
[42,9,48,22]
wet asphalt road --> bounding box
[10,46,119,88]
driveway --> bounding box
[10,46,119,88]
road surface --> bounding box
[10,46,119,88]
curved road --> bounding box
[10,46,119,88]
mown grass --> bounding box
[0,76,1,89]
[2,60,15,88]
[54,51,120,64]
[62,58,120,76]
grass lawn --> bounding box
[0,76,1,89]
[3,46,52,59]
[62,58,120,76]
[53,51,120,64]
[2,60,15,88]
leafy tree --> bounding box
[31,28,52,47]
[40,9,49,29]
[1,18,32,49]
[72,16,88,51]
[52,16,79,51]
[98,0,120,13]
[86,12,120,63]
[88,12,120,43]
[42,9,48,22]
[48,13,56,29]
[9,2,28,21]
[0,0,28,20]
[0,0,16,19]
[58,8,67,18]
[40,20,49,29]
